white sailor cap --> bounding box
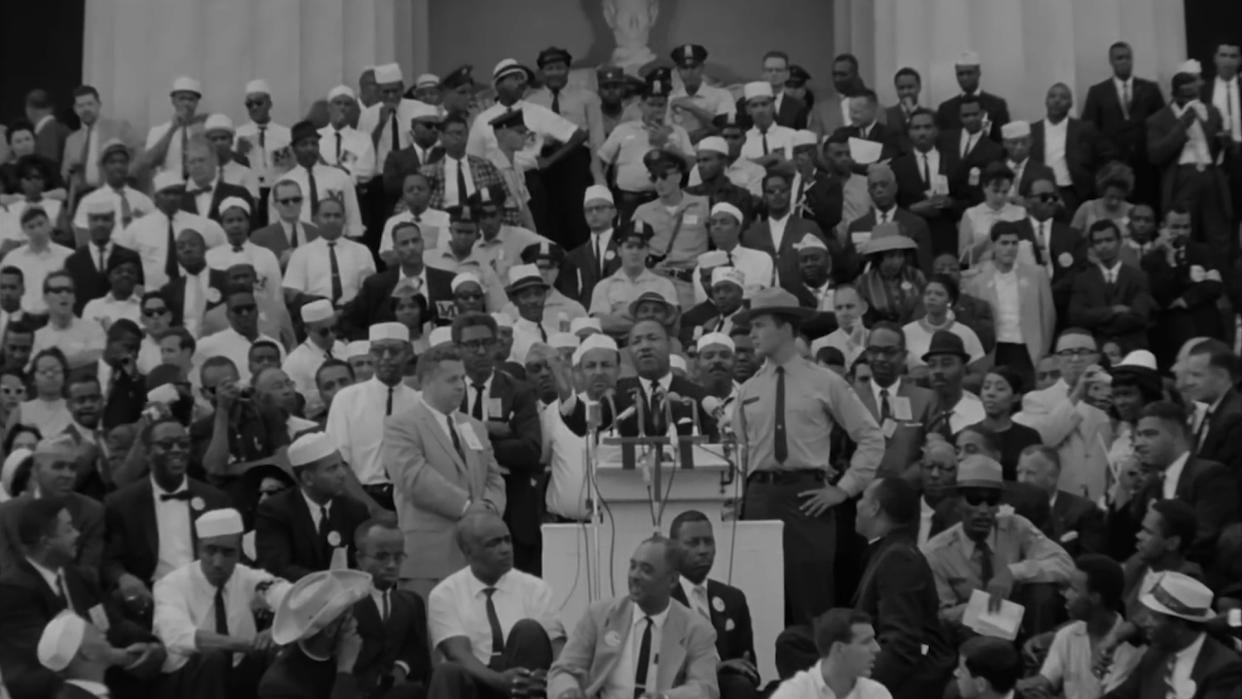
[583,184,614,205]
[956,51,981,67]
[203,113,235,134]
[300,299,334,324]
[195,508,244,539]
[37,611,86,672]
[572,333,618,366]
[711,266,746,289]
[83,199,115,216]
[287,431,338,469]
[171,76,202,96]
[415,73,440,88]
[244,79,272,96]
[152,171,186,193]
[1175,59,1202,77]
[374,63,404,84]
[1001,120,1031,139]
[743,81,774,102]
[346,341,370,358]
[696,136,729,155]
[793,233,829,252]
[218,196,250,216]
[697,332,735,353]
[369,322,410,343]
[570,317,601,336]
[791,130,820,149]
[428,326,453,347]
[451,272,482,292]
[327,84,356,101]
[710,202,743,223]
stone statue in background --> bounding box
[602,0,659,73]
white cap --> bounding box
[270,570,373,645]
[288,431,338,468]
[415,73,440,88]
[490,311,514,328]
[83,199,114,216]
[711,266,746,289]
[697,332,735,353]
[791,130,820,149]
[1000,120,1030,139]
[374,62,404,84]
[195,508,244,539]
[743,81,774,102]
[152,171,186,192]
[244,79,271,96]
[550,332,579,350]
[37,611,86,671]
[670,355,688,372]
[1175,59,1202,76]
[203,113,235,134]
[507,263,545,286]
[696,136,729,155]
[1117,349,1158,371]
[1140,571,1215,622]
[492,58,528,83]
[369,322,410,342]
[409,102,440,122]
[572,333,618,366]
[956,50,981,67]
[710,202,743,223]
[570,317,601,336]
[171,76,202,95]
[300,299,334,324]
[428,326,453,346]
[583,184,614,205]
[346,341,370,358]
[327,84,356,101]
[793,233,828,252]
[218,196,250,216]
[451,272,482,292]
[697,250,729,269]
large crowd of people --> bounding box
[0,30,1239,699]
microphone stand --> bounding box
[584,397,602,601]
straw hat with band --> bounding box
[734,287,814,324]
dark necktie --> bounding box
[180,127,189,180]
[649,380,665,434]
[164,217,180,281]
[386,386,394,416]
[484,587,506,670]
[774,366,788,463]
[471,382,485,421]
[289,223,299,250]
[537,323,548,343]
[1195,410,1212,449]
[317,504,330,540]
[258,125,267,163]
[595,234,606,278]
[551,88,562,115]
[634,616,653,698]
[933,410,955,441]
[975,539,994,586]
[55,571,70,607]
[335,131,343,163]
[725,250,734,266]
[455,158,469,206]
[213,584,229,635]
[921,152,931,186]
[116,188,133,226]
[879,388,892,422]
[760,129,770,156]
[448,414,465,462]
[95,243,108,272]
[379,589,390,621]
[389,111,400,153]
[328,241,343,304]
[306,165,319,214]
[1036,221,1048,264]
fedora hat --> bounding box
[956,454,1003,490]
[920,330,969,363]
[1139,571,1215,622]
[863,221,917,256]
[271,570,373,645]
[734,287,814,324]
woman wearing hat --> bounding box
[958,162,1026,266]
[856,222,927,324]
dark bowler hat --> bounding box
[597,65,626,87]
[671,44,708,68]
[536,47,573,69]
[290,120,320,144]
[734,287,814,324]
[446,205,476,224]
[441,65,475,89]
[921,330,969,363]
[489,108,526,131]
[787,65,811,86]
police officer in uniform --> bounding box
[668,44,737,143]
[632,148,710,310]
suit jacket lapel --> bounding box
[136,482,159,565]
[590,601,631,694]
[418,405,465,473]
[290,490,326,566]
[657,605,689,691]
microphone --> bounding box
[632,388,647,437]
[701,395,723,416]
[613,404,639,422]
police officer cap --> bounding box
[787,65,812,86]
[521,240,565,265]
[671,44,708,67]
[643,148,685,175]
[713,111,752,132]
[468,185,506,211]
[291,120,320,144]
[446,205,477,224]
[644,66,674,98]
[597,65,626,86]
[489,108,526,131]
[537,47,573,68]
[441,65,475,89]
[616,220,654,246]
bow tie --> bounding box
[159,491,192,502]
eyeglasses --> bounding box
[314,325,337,336]
[244,99,266,108]
[455,291,484,301]
[1034,192,1060,203]
[45,286,74,295]
[151,438,190,451]
[229,303,257,314]
[275,197,303,206]
[1056,348,1097,358]
[143,307,170,317]
[960,489,1002,507]
[370,342,407,358]
[865,345,903,358]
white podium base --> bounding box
[541,460,784,682]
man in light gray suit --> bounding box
[383,344,505,598]
[249,179,321,267]
[61,86,136,190]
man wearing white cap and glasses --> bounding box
[255,432,369,583]
[140,76,207,179]
[686,136,757,223]
[558,184,621,303]
[696,331,742,411]
[235,79,292,205]
[36,609,139,699]
[1103,571,1242,699]
[206,198,283,302]
[696,202,771,304]
[113,171,226,291]
[358,63,430,173]
[282,299,346,407]
[326,322,419,513]
[320,85,377,186]
[999,120,1054,200]
[740,81,797,167]
[152,508,292,698]
[180,135,254,225]
[934,51,1010,143]
[201,114,260,201]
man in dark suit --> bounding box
[892,109,968,258]
[938,96,1005,209]
[742,172,833,289]
[1147,67,1233,252]
[102,419,230,609]
[0,437,105,579]
[1029,83,1114,214]
[381,112,446,203]
[1068,220,1156,352]
[1103,571,1242,699]
[255,432,369,582]
[613,319,719,441]
[1181,339,1242,470]
[1082,41,1166,210]
[26,89,71,164]
[0,498,164,699]
[832,89,903,174]
[160,230,230,329]
[844,165,935,277]
[180,138,254,224]
[1203,43,1242,234]
[556,185,622,303]
[934,52,1010,143]
[1015,445,1106,556]
[65,203,144,315]
[249,179,322,261]
[451,313,543,574]
[1015,176,1088,322]
[855,323,936,479]
[1133,401,1240,566]
[669,511,758,699]
[1000,120,1056,199]
[734,50,809,130]
[351,519,430,699]
[343,220,455,339]
[1142,209,1227,366]
[883,67,926,152]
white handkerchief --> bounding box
[963,588,1025,641]
[848,137,883,164]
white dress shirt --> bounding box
[1042,118,1072,186]
[282,337,346,405]
[234,121,292,188]
[947,392,987,434]
[918,497,935,546]
[205,241,283,304]
[113,210,227,290]
[993,267,1024,343]
[326,377,419,485]
[1171,102,1212,167]
[741,124,796,161]
[3,243,73,314]
[602,604,671,699]
[268,165,364,238]
[678,576,712,619]
[72,186,154,234]
[1161,450,1190,499]
[771,661,893,699]
[440,155,478,207]
[1212,76,1241,141]
[542,396,589,520]
[427,566,564,665]
[177,266,212,340]
[468,100,578,172]
[192,328,283,383]
[152,477,195,581]
[283,236,376,305]
[318,125,377,184]
[379,208,450,253]
[144,121,197,174]
[81,294,142,328]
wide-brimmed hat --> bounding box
[271,570,373,645]
[1139,571,1215,622]
[863,222,917,256]
[957,454,1003,490]
[628,290,677,319]
[734,287,814,324]
[505,264,549,295]
[921,330,969,363]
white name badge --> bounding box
[851,231,872,247]
[87,604,110,632]
[487,398,504,418]
[890,395,913,421]
[684,215,699,225]
[459,423,485,451]
[931,174,950,195]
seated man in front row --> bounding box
[669,510,759,699]
[426,511,564,699]
[549,535,720,699]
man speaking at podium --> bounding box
[734,288,884,627]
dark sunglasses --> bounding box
[455,291,484,301]
[314,325,337,336]
[152,438,191,451]
[244,99,266,108]
[143,307,170,317]
[276,197,304,205]
[960,489,1002,507]
[46,286,74,295]
[1034,192,1060,203]
[229,303,257,314]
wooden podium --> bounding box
[541,432,784,682]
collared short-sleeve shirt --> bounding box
[205,241,283,304]
[1040,616,1141,699]
[740,124,797,161]
[632,193,711,268]
[318,126,377,184]
[588,268,678,316]
[598,121,694,193]
[234,121,292,187]
[427,566,564,664]
[325,377,420,485]
[668,83,736,134]
[468,100,578,173]
[283,236,376,305]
